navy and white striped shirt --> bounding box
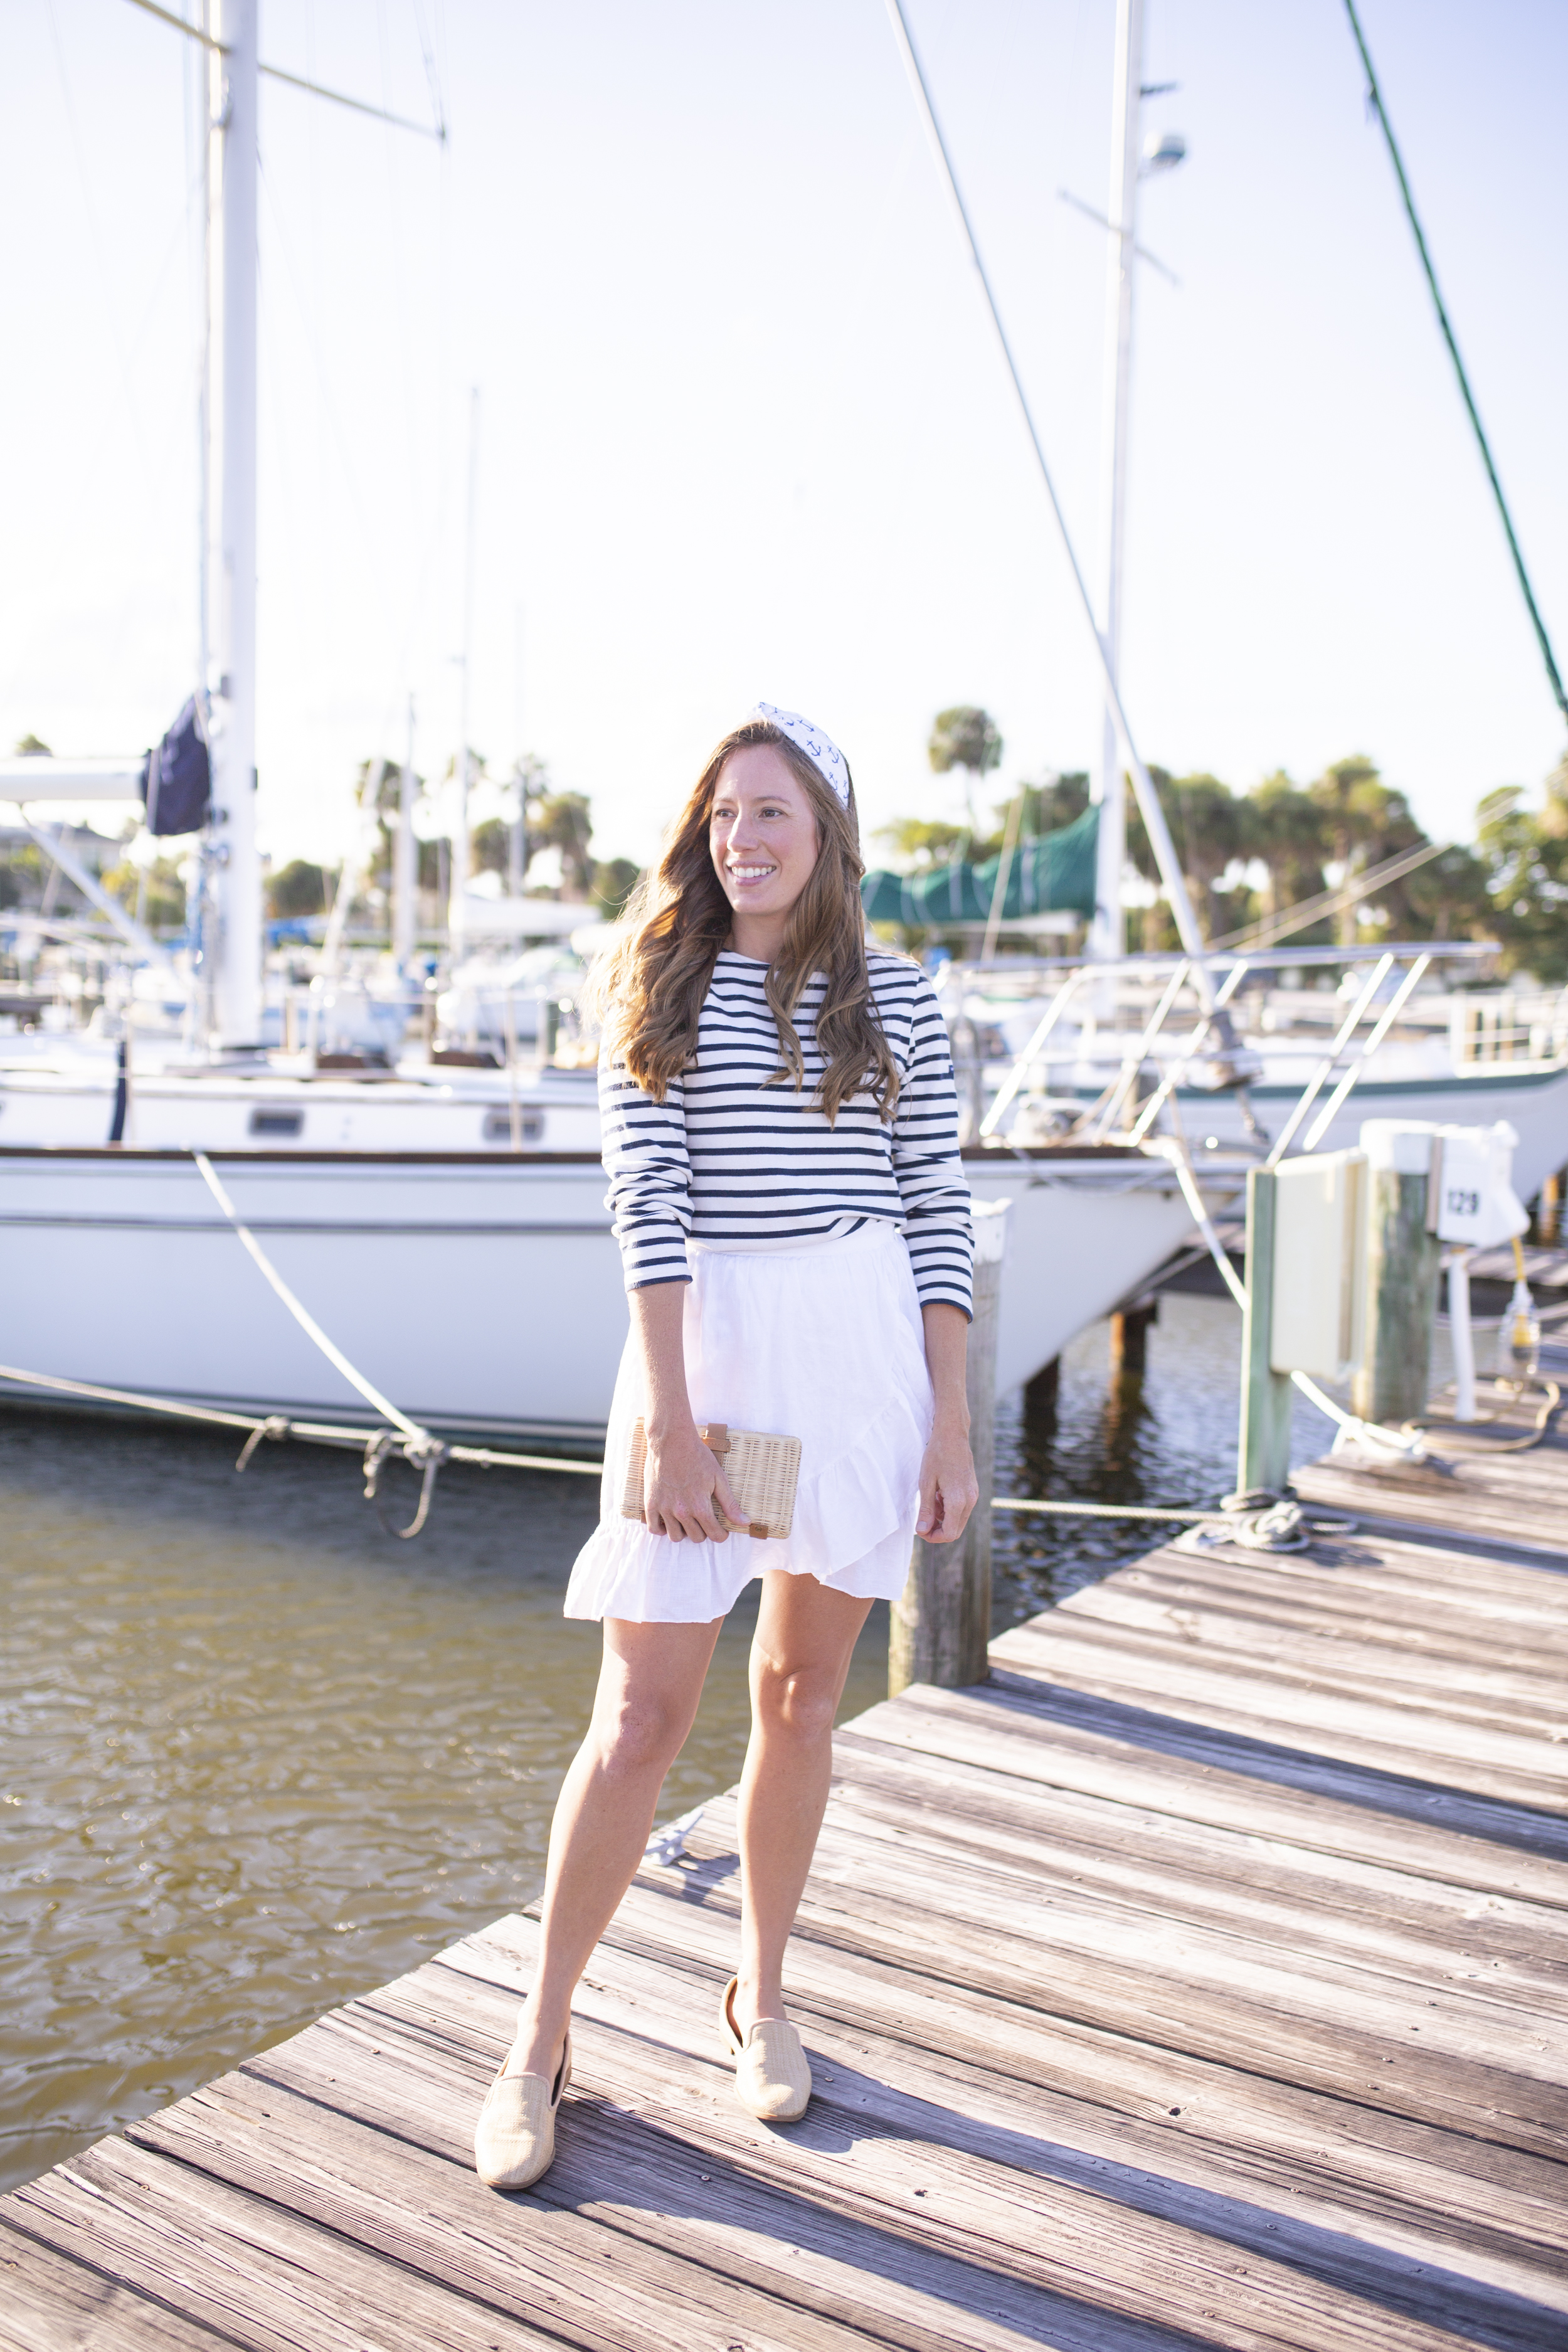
[601,950,973,1315]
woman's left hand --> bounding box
[916,1416,978,1544]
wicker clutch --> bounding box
[620,1419,801,1540]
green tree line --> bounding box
[879,705,1568,980]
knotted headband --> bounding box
[750,702,851,810]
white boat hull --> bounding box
[0,1054,603,1155]
[1163,1061,1568,1198]
[0,1152,625,1442]
[0,1146,1244,1438]
[967,1153,1244,1392]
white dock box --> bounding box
[1269,1150,1367,1381]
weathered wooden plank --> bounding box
[789,1808,1568,2043]
[1058,1558,1568,1677]
[778,1782,1568,2020]
[593,1842,1568,2152]
[1066,1576,1568,1719]
[0,2222,232,2351]
[992,1599,1568,1759]
[2,2138,564,2352]
[845,1684,1568,1887]
[310,1932,1564,2352]
[432,1910,1568,2296]
[132,2072,931,2352]
[1095,1544,1568,1658]
[987,1616,1568,1810]
[1291,1458,1568,1559]
[824,1732,1568,1988]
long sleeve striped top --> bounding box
[600,950,973,1316]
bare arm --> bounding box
[916,1301,978,1543]
[632,1283,740,1544]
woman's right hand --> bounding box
[644,1421,741,1543]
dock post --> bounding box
[890,1198,1009,1695]
[1353,1129,1442,1426]
[1236,1165,1293,1497]
[1110,1296,1158,1377]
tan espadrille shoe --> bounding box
[721,1975,812,2122]
[474,2029,571,2191]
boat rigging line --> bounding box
[1342,0,1567,728]
[879,0,1214,1000]
[1206,836,1452,956]
[122,0,448,142]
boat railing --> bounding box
[1449,986,1568,1067]
[959,939,1505,1157]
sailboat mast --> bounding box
[208,0,263,1045]
[449,386,480,963]
[196,3,211,714]
[395,694,418,970]
[1088,0,1143,964]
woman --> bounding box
[475,703,976,2191]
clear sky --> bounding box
[3,0,1565,874]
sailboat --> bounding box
[23,3,1508,1443]
[879,0,1568,1206]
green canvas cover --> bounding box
[861,803,1098,926]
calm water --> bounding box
[3,1290,1337,2192]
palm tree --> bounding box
[928,707,1003,835]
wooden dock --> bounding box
[5,1401,1567,2350]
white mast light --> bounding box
[1142,129,1187,176]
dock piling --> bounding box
[1237,1165,1293,1496]
[1109,1295,1158,1377]
[889,1197,1007,1695]
[1352,1128,1442,1426]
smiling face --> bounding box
[709,742,822,956]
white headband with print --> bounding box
[750,702,851,809]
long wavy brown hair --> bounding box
[586,717,901,1123]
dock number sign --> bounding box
[1432,1125,1528,1250]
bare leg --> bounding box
[733,1572,872,2033]
[508,1615,722,2079]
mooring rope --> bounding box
[190,1150,455,1537]
[191,1152,425,1441]
[0,1355,604,1478]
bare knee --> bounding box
[590,1690,688,1782]
[752,1654,839,1745]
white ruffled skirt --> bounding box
[564,1220,932,1624]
